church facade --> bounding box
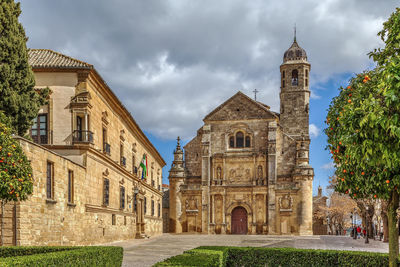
[168,38,314,235]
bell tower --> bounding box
[279,33,314,235]
[279,34,310,137]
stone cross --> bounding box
[253,89,259,101]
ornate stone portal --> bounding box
[169,36,314,235]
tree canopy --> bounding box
[0,0,48,136]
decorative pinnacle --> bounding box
[176,136,181,150]
[294,23,297,42]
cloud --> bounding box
[309,124,320,138]
[18,0,398,139]
[321,162,335,170]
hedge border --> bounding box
[155,246,396,267]
[0,246,123,267]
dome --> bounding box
[283,40,308,63]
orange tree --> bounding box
[0,112,33,244]
[325,8,400,266]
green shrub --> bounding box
[0,246,77,258]
[225,247,390,267]
[156,246,395,267]
[154,248,225,267]
[0,246,123,267]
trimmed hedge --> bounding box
[155,246,394,267]
[154,248,226,267]
[0,246,123,267]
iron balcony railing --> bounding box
[72,130,94,144]
[103,143,111,155]
[31,130,53,145]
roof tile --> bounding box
[28,49,93,69]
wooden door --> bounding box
[231,207,247,234]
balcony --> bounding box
[120,156,126,167]
[103,143,111,155]
[72,130,93,144]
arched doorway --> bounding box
[231,206,248,234]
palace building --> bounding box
[168,38,314,235]
[1,49,165,246]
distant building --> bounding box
[162,184,170,233]
[1,50,165,246]
[313,186,328,235]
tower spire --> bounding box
[294,23,297,42]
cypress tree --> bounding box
[0,0,48,136]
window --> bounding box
[112,214,116,225]
[306,78,308,86]
[68,170,74,203]
[158,203,161,217]
[144,197,147,214]
[245,136,251,147]
[282,70,285,78]
[134,194,137,212]
[282,80,285,88]
[236,132,244,148]
[151,200,155,216]
[31,114,48,144]
[103,128,110,155]
[103,178,110,206]
[132,155,137,174]
[292,69,298,86]
[120,143,126,167]
[46,161,54,199]
[229,136,234,148]
[282,71,285,88]
[305,69,308,77]
[120,186,125,209]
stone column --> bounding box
[201,125,211,233]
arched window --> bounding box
[236,132,244,148]
[229,136,234,148]
[245,136,251,147]
[281,71,285,88]
[292,69,298,86]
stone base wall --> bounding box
[0,203,17,246]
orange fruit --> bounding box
[386,180,390,184]
[348,99,351,103]
[361,172,365,175]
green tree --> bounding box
[0,0,48,136]
[0,112,33,245]
[326,8,400,266]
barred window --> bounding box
[68,170,74,203]
[158,203,161,217]
[120,186,125,209]
[46,161,54,199]
[103,178,110,206]
[144,197,147,214]
[151,200,155,216]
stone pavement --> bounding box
[107,234,389,267]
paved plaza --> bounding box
[108,234,389,267]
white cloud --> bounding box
[18,0,398,140]
[321,162,335,170]
[309,124,321,138]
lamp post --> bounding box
[350,213,353,238]
[365,206,369,244]
[353,209,357,240]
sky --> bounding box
[18,0,399,196]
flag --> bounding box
[140,154,147,179]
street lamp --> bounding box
[353,208,357,240]
[365,206,369,244]
[350,213,353,238]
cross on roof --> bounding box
[253,89,259,101]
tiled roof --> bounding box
[28,49,93,69]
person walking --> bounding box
[357,226,361,239]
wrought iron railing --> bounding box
[31,130,52,145]
[72,130,94,143]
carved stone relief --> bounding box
[279,194,293,212]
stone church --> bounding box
[168,37,314,235]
